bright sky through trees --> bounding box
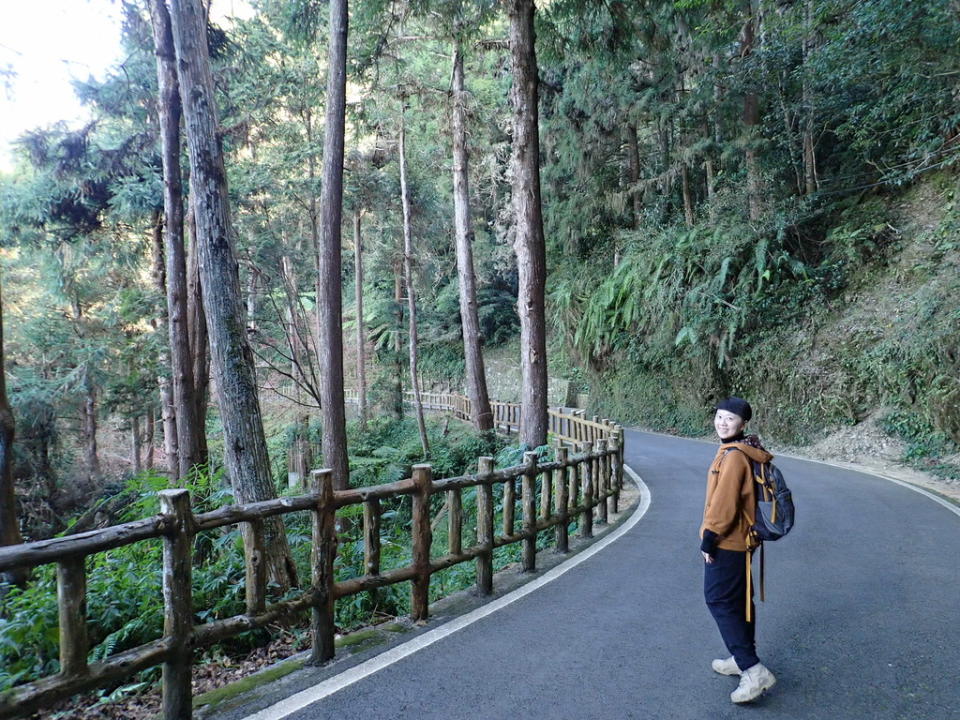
[0,0,253,172]
[0,0,124,172]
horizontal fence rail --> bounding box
[0,397,625,720]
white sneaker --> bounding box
[730,663,776,703]
[712,656,741,676]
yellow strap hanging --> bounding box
[759,543,766,603]
[745,549,753,623]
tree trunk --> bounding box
[742,1,763,222]
[625,122,642,231]
[0,274,25,586]
[281,255,312,490]
[168,0,297,590]
[399,107,430,459]
[314,0,351,491]
[452,43,493,434]
[246,264,259,333]
[82,368,101,483]
[703,122,716,206]
[802,0,818,195]
[187,194,209,467]
[353,211,368,430]
[656,114,671,223]
[392,268,404,420]
[149,0,201,481]
[151,211,179,478]
[681,163,695,227]
[131,415,142,475]
[144,407,155,470]
[508,0,549,449]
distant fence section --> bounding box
[0,394,626,720]
[346,388,612,447]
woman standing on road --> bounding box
[700,397,777,703]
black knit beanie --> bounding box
[715,396,752,422]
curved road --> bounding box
[220,429,960,720]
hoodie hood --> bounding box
[719,441,773,464]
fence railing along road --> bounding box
[0,393,625,719]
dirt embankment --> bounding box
[777,409,960,505]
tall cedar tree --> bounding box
[167,0,297,588]
[316,0,351,490]
[149,0,202,481]
[452,38,494,433]
[508,0,548,447]
[399,98,430,458]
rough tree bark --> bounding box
[508,0,549,448]
[82,371,101,482]
[149,0,201,482]
[398,105,430,458]
[168,0,297,589]
[144,407,155,470]
[315,0,351,490]
[150,211,179,477]
[353,211,368,430]
[0,274,25,586]
[131,415,142,475]
[187,194,209,467]
[452,42,494,433]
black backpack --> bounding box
[725,448,795,543]
[750,459,795,542]
[724,448,795,620]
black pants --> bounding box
[704,548,759,672]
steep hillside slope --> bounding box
[588,172,960,499]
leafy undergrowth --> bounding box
[585,172,960,460]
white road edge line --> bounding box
[776,452,960,519]
[240,465,651,720]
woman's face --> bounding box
[714,409,746,441]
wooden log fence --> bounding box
[0,402,625,720]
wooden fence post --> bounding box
[364,499,381,576]
[540,446,553,522]
[555,447,569,553]
[244,519,266,615]
[596,439,609,525]
[57,558,88,678]
[476,457,494,595]
[609,436,621,515]
[310,469,336,665]
[617,426,625,502]
[521,451,538,572]
[448,487,463,556]
[159,489,194,720]
[579,442,593,538]
[503,475,516,538]
[411,465,433,622]
[569,451,580,516]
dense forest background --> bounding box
[2,0,959,538]
[0,0,958,531]
[0,0,959,708]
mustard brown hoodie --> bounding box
[700,441,774,552]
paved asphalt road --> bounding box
[225,429,960,720]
